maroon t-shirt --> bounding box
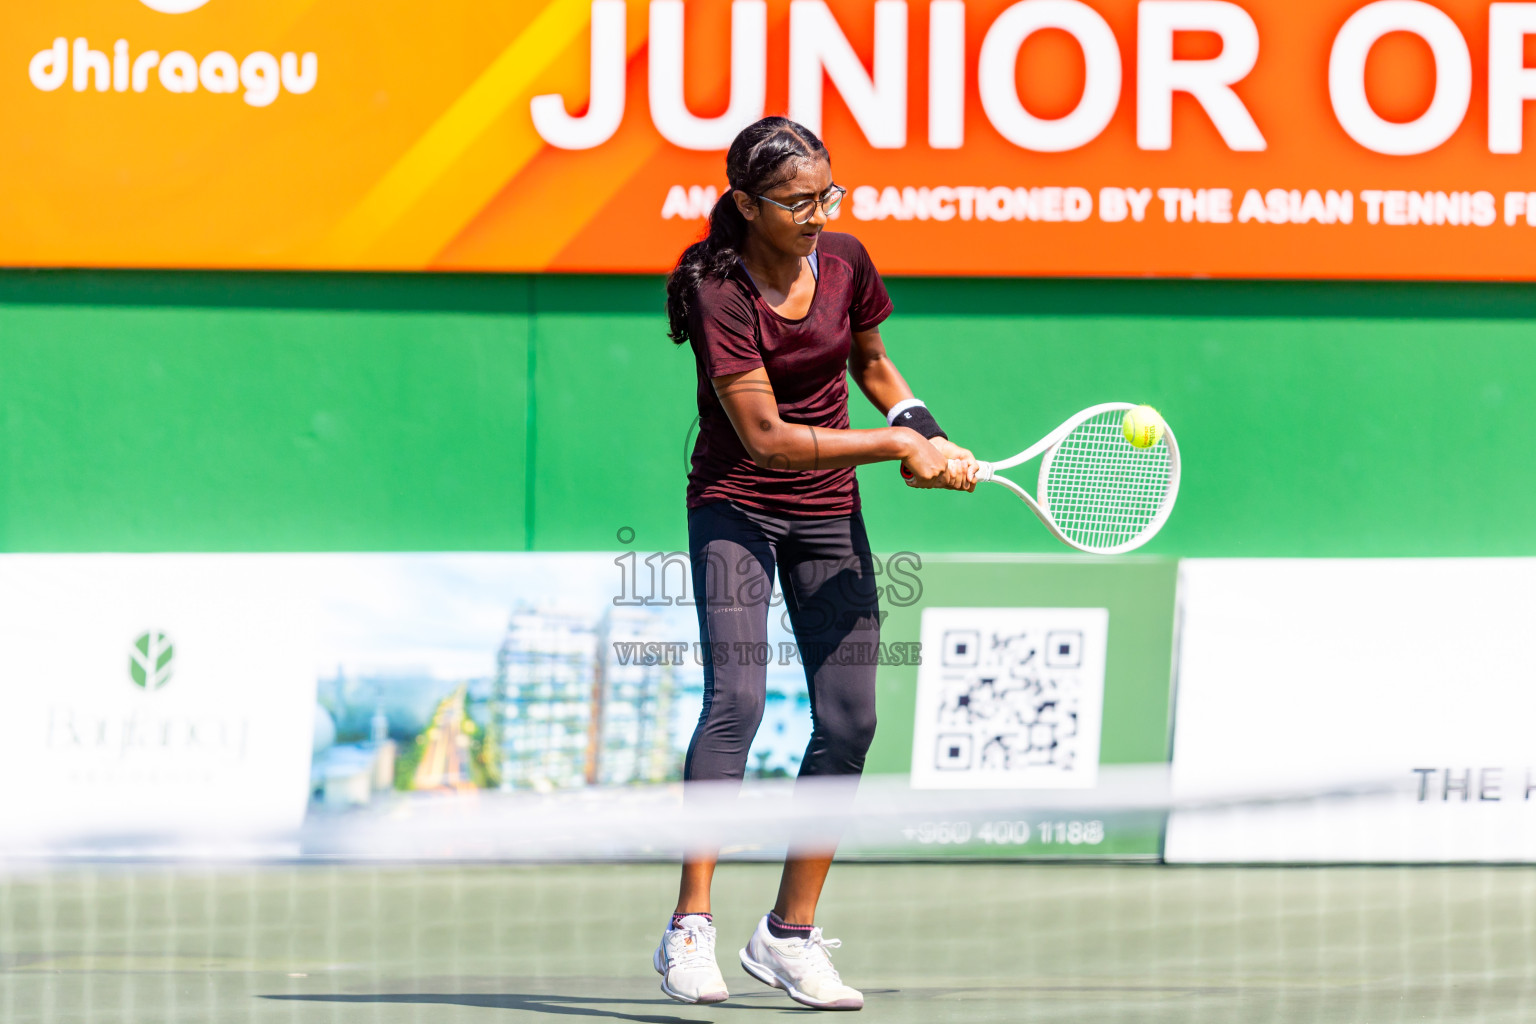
[685,231,893,517]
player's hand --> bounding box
[931,438,973,463]
[944,459,979,492]
[931,439,979,492]
[899,435,951,488]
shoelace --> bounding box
[668,922,716,970]
[801,927,844,981]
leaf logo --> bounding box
[130,631,175,690]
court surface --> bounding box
[4,862,1534,1024]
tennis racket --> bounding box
[902,402,1180,554]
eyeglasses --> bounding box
[752,184,846,224]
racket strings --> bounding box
[1042,411,1173,551]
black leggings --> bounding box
[684,500,881,783]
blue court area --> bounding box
[4,862,1534,1023]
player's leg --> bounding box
[679,501,781,790]
[657,500,780,1005]
[738,511,878,1011]
[779,509,881,905]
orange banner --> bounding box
[8,0,1536,276]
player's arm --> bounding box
[712,368,964,488]
[847,326,977,474]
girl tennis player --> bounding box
[654,116,977,1011]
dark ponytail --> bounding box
[666,116,830,345]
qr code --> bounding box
[911,609,1108,790]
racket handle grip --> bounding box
[901,459,993,484]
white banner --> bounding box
[0,555,317,855]
[1167,558,1536,863]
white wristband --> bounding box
[886,398,926,426]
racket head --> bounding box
[1035,403,1180,554]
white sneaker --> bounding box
[738,914,864,1010]
[653,914,729,1004]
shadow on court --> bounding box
[262,991,815,1021]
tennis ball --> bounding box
[1122,405,1165,448]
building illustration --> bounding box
[489,604,679,790]
[312,586,809,805]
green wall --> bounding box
[2,270,1533,555]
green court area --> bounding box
[3,863,1534,1023]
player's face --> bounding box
[746,157,834,259]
